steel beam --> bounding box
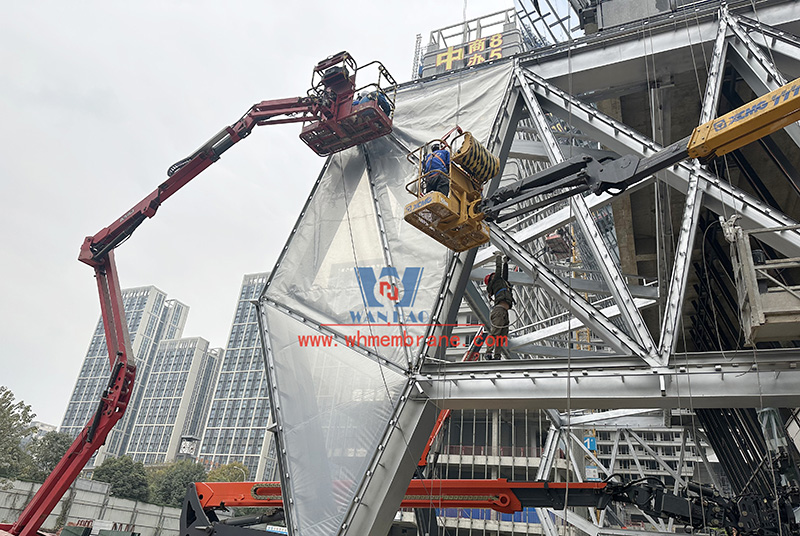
[535,427,561,536]
[627,429,688,487]
[727,12,800,149]
[701,9,730,124]
[509,298,655,352]
[340,397,438,536]
[656,158,703,360]
[736,13,800,77]
[661,9,780,359]
[490,222,654,361]
[470,266,659,299]
[415,349,800,410]
[520,66,800,258]
[692,429,724,491]
[473,191,616,267]
[568,431,611,477]
[599,429,623,527]
[622,430,668,531]
[515,67,657,356]
[416,369,800,410]
[508,344,619,358]
[421,347,800,373]
[667,430,688,532]
[510,138,616,161]
[562,409,664,426]
[464,279,491,326]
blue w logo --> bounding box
[355,267,423,308]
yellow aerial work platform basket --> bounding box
[403,128,499,252]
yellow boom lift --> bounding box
[404,127,499,251]
[404,76,800,250]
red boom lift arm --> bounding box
[418,325,484,467]
[0,51,394,536]
[180,478,752,535]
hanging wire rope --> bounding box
[741,2,787,526]
[748,0,781,75]
[643,21,678,527]
[338,151,445,525]
[561,14,576,531]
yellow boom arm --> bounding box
[689,77,800,159]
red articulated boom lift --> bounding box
[0,51,394,536]
[181,476,796,536]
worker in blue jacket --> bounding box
[423,143,451,196]
[353,91,392,116]
[483,255,513,359]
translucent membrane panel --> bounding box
[357,135,452,365]
[263,304,406,536]
[391,63,514,147]
[266,152,397,343]
[261,63,515,536]
[265,149,431,368]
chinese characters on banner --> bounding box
[436,33,504,71]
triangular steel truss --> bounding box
[259,4,800,535]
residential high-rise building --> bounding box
[126,338,221,465]
[60,286,188,467]
[198,273,276,480]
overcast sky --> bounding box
[0,1,511,426]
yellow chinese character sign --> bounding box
[488,33,503,61]
[467,38,486,54]
[467,54,485,67]
[433,33,506,73]
[436,46,464,70]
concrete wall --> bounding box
[0,479,180,536]
[598,0,674,29]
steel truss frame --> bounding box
[414,348,800,409]
[528,421,716,535]
[420,10,800,535]
[260,4,800,535]
[423,9,800,534]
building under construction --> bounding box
[254,1,800,535]
[6,1,800,536]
